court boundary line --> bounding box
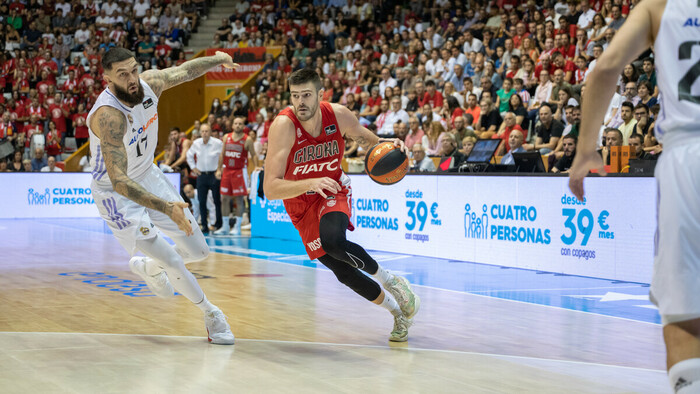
[0,331,666,373]
[208,251,662,326]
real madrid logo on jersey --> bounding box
[127,114,133,124]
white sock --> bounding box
[143,257,163,276]
[372,266,394,286]
[669,358,700,393]
[379,292,401,317]
[195,295,216,313]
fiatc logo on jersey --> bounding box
[464,202,551,245]
[404,189,440,243]
[292,140,340,175]
[27,187,94,206]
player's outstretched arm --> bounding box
[141,51,239,97]
[569,0,658,201]
[263,116,340,200]
[332,103,409,156]
[94,106,193,235]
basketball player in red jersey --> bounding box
[215,116,259,235]
[264,69,420,342]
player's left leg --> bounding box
[317,254,411,342]
[319,211,420,319]
[230,195,246,235]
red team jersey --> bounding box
[278,101,353,259]
[220,133,249,196]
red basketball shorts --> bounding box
[220,169,247,196]
[286,193,354,260]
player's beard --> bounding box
[113,81,145,107]
[295,98,318,121]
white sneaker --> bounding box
[129,257,174,298]
[204,308,235,345]
[229,216,241,235]
[389,314,412,342]
[213,225,230,236]
[241,223,251,231]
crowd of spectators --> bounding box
[0,0,667,176]
[193,0,664,175]
[0,0,209,171]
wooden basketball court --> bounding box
[0,218,667,393]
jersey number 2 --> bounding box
[679,41,700,103]
[135,135,148,157]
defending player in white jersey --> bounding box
[569,0,700,391]
[88,48,238,345]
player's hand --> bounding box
[215,169,221,180]
[568,152,606,202]
[192,168,201,176]
[215,51,240,69]
[380,137,409,157]
[307,177,341,198]
[167,201,193,236]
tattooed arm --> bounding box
[141,51,239,97]
[93,106,193,234]
[332,103,409,156]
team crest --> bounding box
[324,124,337,136]
[296,128,302,138]
[139,226,150,235]
[127,114,133,123]
[327,200,336,207]
[142,98,154,109]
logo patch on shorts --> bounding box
[327,200,336,207]
[324,124,337,135]
[140,226,150,235]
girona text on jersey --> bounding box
[292,140,340,175]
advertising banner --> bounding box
[205,48,266,80]
[249,171,301,242]
[0,173,180,219]
[347,175,656,283]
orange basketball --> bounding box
[364,142,409,185]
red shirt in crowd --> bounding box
[22,123,43,147]
[72,112,89,139]
[48,104,68,136]
[421,91,444,109]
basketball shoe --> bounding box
[205,308,235,345]
[383,275,420,319]
[389,314,412,342]
[129,256,175,298]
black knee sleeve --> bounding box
[319,212,379,274]
[318,255,381,301]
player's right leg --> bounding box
[650,138,700,391]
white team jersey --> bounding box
[88,79,159,189]
[654,0,700,141]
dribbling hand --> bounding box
[380,138,410,157]
[308,177,341,198]
[168,201,194,236]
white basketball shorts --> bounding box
[92,164,198,255]
[650,133,700,325]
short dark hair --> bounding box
[629,133,643,143]
[425,80,436,87]
[643,57,654,65]
[621,101,635,111]
[102,48,135,71]
[634,103,649,113]
[563,134,577,143]
[288,68,322,91]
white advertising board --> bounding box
[0,173,180,219]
